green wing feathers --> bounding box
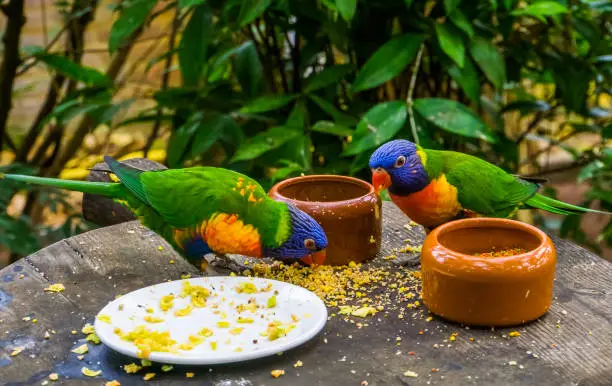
[525,194,610,215]
[425,149,538,217]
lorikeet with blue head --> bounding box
[369,139,610,232]
[0,156,328,267]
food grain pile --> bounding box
[236,261,423,320]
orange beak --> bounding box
[300,250,327,266]
[372,168,391,194]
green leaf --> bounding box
[603,124,612,139]
[179,4,213,85]
[470,36,506,89]
[235,41,264,98]
[179,0,206,8]
[109,0,157,53]
[167,114,203,168]
[343,101,408,156]
[352,34,425,92]
[448,57,480,103]
[304,64,354,93]
[511,2,568,19]
[413,98,498,143]
[578,161,604,183]
[308,94,358,126]
[35,52,110,87]
[449,9,474,39]
[230,126,301,162]
[189,115,238,158]
[238,0,272,27]
[286,99,306,128]
[444,0,461,14]
[435,23,465,68]
[312,120,353,136]
[240,94,297,114]
[115,113,174,128]
[404,0,414,7]
[336,0,357,22]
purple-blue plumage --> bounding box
[369,140,429,195]
[264,204,328,259]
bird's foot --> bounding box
[203,253,251,275]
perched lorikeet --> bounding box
[0,156,328,267]
[369,139,609,232]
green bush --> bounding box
[0,0,610,258]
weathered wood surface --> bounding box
[1,203,611,386]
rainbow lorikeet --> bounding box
[1,156,328,267]
[369,140,609,232]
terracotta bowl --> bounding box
[268,175,382,266]
[421,218,557,326]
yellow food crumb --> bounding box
[97,314,111,324]
[10,347,24,356]
[141,359,152,367]
[449,332,458,342]
[236,282,258,294]
[267,295,277,308]
[229,327,244,336]
[174,305,193,317]
[44,283,65,293]
[180,281,211,308]
[118,326,177,358]
[48,373,59,381]
[265,321,296,341]
[186,372,195,378]
[234,347,243,352]
[123,363,142,374]
[237,316,254,324]
[71,330,77,335]
[181,273,192,279]
[105,381,121,386]
[146,308,154,314]
[81,367,102,377]
[198,328,214,337]
[160,294,175,312]
[72,344,89,354]
[509,331,521,337]
[144,316,164,323]
[271,369,285,378]
[210,341,218,350]
[291,314,300,322]
[158,246,163,251]
[81,323,95,334]
[403,370,418,377]
[86,333,101,344]
[294,360,303,367]
[217,321,230,328]
[161,364,174,372]
[143,372,156,381]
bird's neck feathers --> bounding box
[258,199,292,248]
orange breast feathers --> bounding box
[389,174,463,228]
[173,213,262,257]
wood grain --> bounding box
[0,202,610,386]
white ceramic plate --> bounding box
[94,276,327,365]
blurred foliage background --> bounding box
[0,0,610,265]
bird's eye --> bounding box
[304,238,316,251]
[394,155,406,168]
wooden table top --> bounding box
[1,202,611,386]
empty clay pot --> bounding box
[268,175,381,266]
[421,218,557,326]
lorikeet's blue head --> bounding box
[369,139,429,195]
[265,204,328,265]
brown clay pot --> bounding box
[421,218,556,326]
[268,175,382,266]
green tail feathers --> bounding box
[0,168,125,198]
[525,193,610,215]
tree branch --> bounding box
[406,44,425,145]
[0,0,25,152]
[143,4,180,157]
[265,16,289,93]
